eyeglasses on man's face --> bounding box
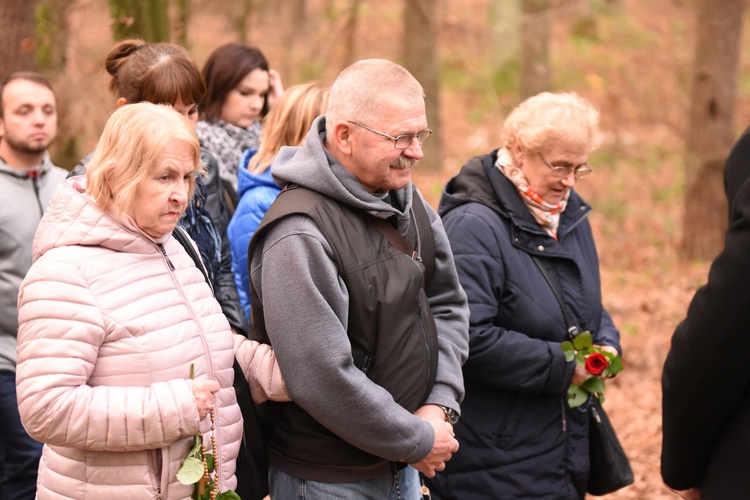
[347,121,432,149]
[540,154,593,180]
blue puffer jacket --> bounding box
[426,151,621,500]
[227,149,281,320]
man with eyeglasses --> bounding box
[246,59,469,499]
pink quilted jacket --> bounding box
[16,178,286,499]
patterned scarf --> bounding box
[494,148,569,239]
[195,118,262,191]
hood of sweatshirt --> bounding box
[237,158,279,199]
[32,177,163,263]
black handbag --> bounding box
[173,226,269,500]
[531,255,634,495]
[587,397,634,495]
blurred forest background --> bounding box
[2,0,749,498]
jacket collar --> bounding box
[0,152,54,179]
[440,150,591,254]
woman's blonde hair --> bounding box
[500,92,600,155]
[86,102,204,215]
[248,82,328,175]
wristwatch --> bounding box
[438,405,459,425]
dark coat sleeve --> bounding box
[201,149,248,335]
[661,128,750,490]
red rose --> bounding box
[584,352,609,376]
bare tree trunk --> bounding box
[278,0,307,83]
[0,0,40,77]
[234,0,254,44]
[403,0,442,172]
[682,0,745,260]
[35,0,70,72]
[488,0,520,70]
[520,0,550,100]
[35,0,80,170]
[292,0,307,35]
[108,0,170,42]
[174,0,190,48]
[342,0,362,67]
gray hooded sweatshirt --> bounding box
[0,155,67,372]
[249,116,470,467]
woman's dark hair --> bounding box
[105,39,206,107]
[200,43,270,122]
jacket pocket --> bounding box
[146,449,163,499]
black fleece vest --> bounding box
[248,185,437,482]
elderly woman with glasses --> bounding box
[425,92,622,499]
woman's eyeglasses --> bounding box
[541,154,593,180]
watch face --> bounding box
[440,406,459,424]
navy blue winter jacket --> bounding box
[426,151,621,499]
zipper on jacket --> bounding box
[31,175,44,216]
[409,206,423,259]
[391,462,402,500]
[358,354,372,374]
[157,236,224,489]
[417,304,432,404]
[147,449,163,499]
[558,206,589,242]
[157,243,175,270]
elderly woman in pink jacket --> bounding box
[15,103,286,499]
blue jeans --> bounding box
[269,465,421,499]
[0,370,43,500]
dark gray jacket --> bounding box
[248,116,469,480]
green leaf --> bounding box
[561,341,574,352]
[581,376,605,394]
[608,355,624,376]
[205,453,215,472]
[217,491,242,500]
[575,351,587,364]
[601,350,617,361]
[573,331,593,351]
[205,478,215,500]
[567,385,588,408]
[177,456,204,485]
